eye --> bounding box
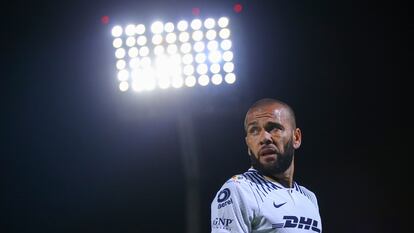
[270,127,281,133]
[265,123,283,133]
[248,127,260,135]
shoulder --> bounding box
[211,173,254,204]
[296,183,320,208]
[298,185,318,198]
[211,173,262,216]
[216,174,252,194]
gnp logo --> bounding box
[272,216,321,232]
[217,188,233,209]
[212,217,233,230]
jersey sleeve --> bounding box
[211,176,258,233]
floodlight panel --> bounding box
[111,16,236,92]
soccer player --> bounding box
[211,98,322,232]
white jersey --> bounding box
[211,168,322,233]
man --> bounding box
[211,98,322,233]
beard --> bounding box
[250,138,295,176]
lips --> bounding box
[259,146,277,157]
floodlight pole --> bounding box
[177,113,201,233]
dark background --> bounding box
[2,0,405,232]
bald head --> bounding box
[244,98,297,132]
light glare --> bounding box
[191,19,202,30]
[182,54,193,64]
[136,24,146,34]
[206,30,217,40]
[115,48,126,59]
[129,58,140,68]
[166,33,177,43]
[116,60,126,70]
[172,76,184,88]
[185,76,196,87]
[218,17,229,28]
[223,62,234,73]
[117,69,129,81]
[152,34,163,45]
[204,18,215,29]
[112,25,123,37]
[139,46,149,56]
[225,73,236,84]
[198,75,209,86]
[154,45,165,55]
[180,43,192,54]
[219,28,231,39]
[141,57,151,68]
[151,21,164,34]
[126,37,136,47]
[179,32,190,42]
[195,53,206,63]
[158,78,170,89]
[177,20,188,31]
[113,38,122,48]
[170,54,182,64]
[208,50,222,63]
[128,47,139,57]
[211,74,223,85]
[167,44,178,54]
[210,63,220,73]
[196,64,208,75]
[164,22,175,32]
[221,40,232,50]
[222,51,233,61]
[125,24,136,36]
[137,36,147,46]
[192,31,203,41]
[119,81,129,91]
[193,41,205,52]
[183,65,194,75]
[207,40,219,51]
[132,80,143,92]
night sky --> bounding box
[2,0,404,233]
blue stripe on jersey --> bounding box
[294,182,304,194]
[246,170,283,190]
[243,173,268,196]
[249,172,279,192]
[295,182,317,205]
[242,174,266,201]
[245,173,269,194]
[245,169,318,207]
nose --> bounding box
[259,130,272,145]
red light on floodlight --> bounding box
[233,3,243,13]
[192,7,200,16]
[101,15,109,24]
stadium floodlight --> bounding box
[111,16,236,92]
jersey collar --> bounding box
[247,167,297,189]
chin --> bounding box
[261,160,276,169]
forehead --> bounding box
[245,103,290,125]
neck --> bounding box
[264,159,295,188]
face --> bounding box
[245,103,301,176]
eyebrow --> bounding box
[246,121,284,130]
[246,121,258,128]
[265,121,284,130]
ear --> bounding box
[293,128,302,149]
